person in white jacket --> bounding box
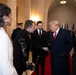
[0,3,18,75]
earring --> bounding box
[5,20,8,22]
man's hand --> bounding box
[42,47,49,51]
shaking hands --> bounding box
[42,47,49,51]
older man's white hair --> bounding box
[49,20,60,26]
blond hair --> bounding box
[49,20,60,27]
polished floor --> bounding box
[22,70,33,75]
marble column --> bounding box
[7,0,17,38]
[25,0,31,21]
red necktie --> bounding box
[54,32,56,39]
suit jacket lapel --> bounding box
[50,28,62,41]
[55,28,62,40]
[35,29,39,36]
[35,29,40,38]
[50,32,54,42]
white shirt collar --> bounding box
[53,28,60,36]
[37,29,42,34]
[55,28,60,35]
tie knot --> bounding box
[54,32,56,35]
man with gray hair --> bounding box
[49,20,73,75]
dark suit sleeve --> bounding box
[32,39,42,50]
[31,33,43,51]
[60,30,73,57]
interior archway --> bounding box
[47,0,76,30]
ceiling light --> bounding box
[60,0,66,4]
[30,16,40,22]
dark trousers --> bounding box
[72,52,76,75]
[13,60,25,75]
[35,56,45,75]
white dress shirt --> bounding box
[0,27,18,75]
[37,29,42,35]
[53,28,60,36]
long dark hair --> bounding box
[0,3,11,27]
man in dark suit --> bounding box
[49,20,73,75]
[31,21,49,75]
[11,23,23,43]
[13,20,35,75]
[72,30,76,75]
